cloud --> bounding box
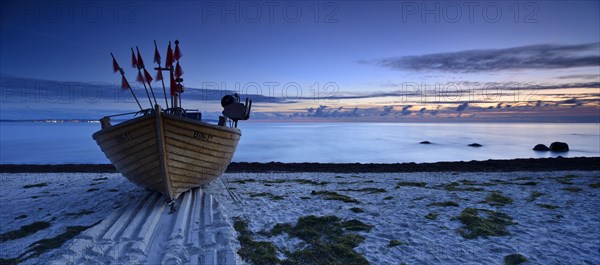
[381,106,394,116]
[430,106,440,116]
[557,74,600,80]
[400,105,412,116]
[365,42,600,73]
[456,103,469,112]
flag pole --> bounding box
[132,47,154,108]
[136,46,158,107]
[173,40,184,109]
[153,40,169,109]
[111,52,142,110]
[165,41,175,108]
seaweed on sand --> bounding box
[311,191,360,203]
[272,215,372,265]
[0,221,51,242]
[504,253,528,265]
[427,201,459,207]
[236,215,373,265]
[234,217,279,265]
[456,208,515,239]
[484,192,513,206]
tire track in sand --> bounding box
[49,188,237,264]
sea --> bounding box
[0,122,598,164]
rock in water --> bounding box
[533,144,550,151]
[549,142,569,152]
[420,141,432,144]
[468,143,482,147]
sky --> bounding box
[0,0,599,122]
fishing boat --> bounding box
[94,40,251,211]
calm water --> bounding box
[0,122,598,164]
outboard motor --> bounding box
[220,93,252,127]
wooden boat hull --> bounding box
[93,108,241,200]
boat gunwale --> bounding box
[162,113,242,136]
[92,110,242,140]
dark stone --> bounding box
[420,141,432,144]
[468,143,482,147]
[533,144,550,151]
[549,142,569,152]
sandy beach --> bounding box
[1,158,599,264]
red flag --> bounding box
[165,42,173,66]
[155,69,163,81]
[174,41,182,61]
[144,69,153,84]
[175,62,183,78]
[131,49,138,68]
[112,57,119,73]
[153,42,161,64]
[136,71,145,84]
[121,76,131,90]
[136,49,145,68]
[169,70,177,96]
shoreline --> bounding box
[1,157,598,173]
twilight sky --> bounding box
[1,0,599,122]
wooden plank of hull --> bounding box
[122,163,161,185]
[162,116,241,139]
[165,138,233,161]
[94,117,154,146]
[101,131,156,157]
[114,146,159,171]
[169,173,213,188]
[166,151,229,172]
[163,129,238,153]
[107,140,158,166]
[166,166,221,182]
[117,152,160,176]
[162,121,240,148]
[167,142,233,166]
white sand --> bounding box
[211,171,600,264]
[1,170,599,264]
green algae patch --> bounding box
[0,221,51,242]
[456,208,515,239]
[234,218,279,265]
[249,192,285,200]
[311,190,360,203]
[425,212,439,220]
[387,239,408,247]
[23,183,48,189]
[538,204,560,210]
[427,201,459,207]
[484,192,513,206]
[273,215,371,265]
[527,191,545,202]
[396,181,427,188]
[562,187,583,193]
[443,182,484,192]
[504,253,528,265]
[350,207,364,213]
[340,187,387,193]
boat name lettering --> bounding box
[114,132,133,144]
[192,131,213,141]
